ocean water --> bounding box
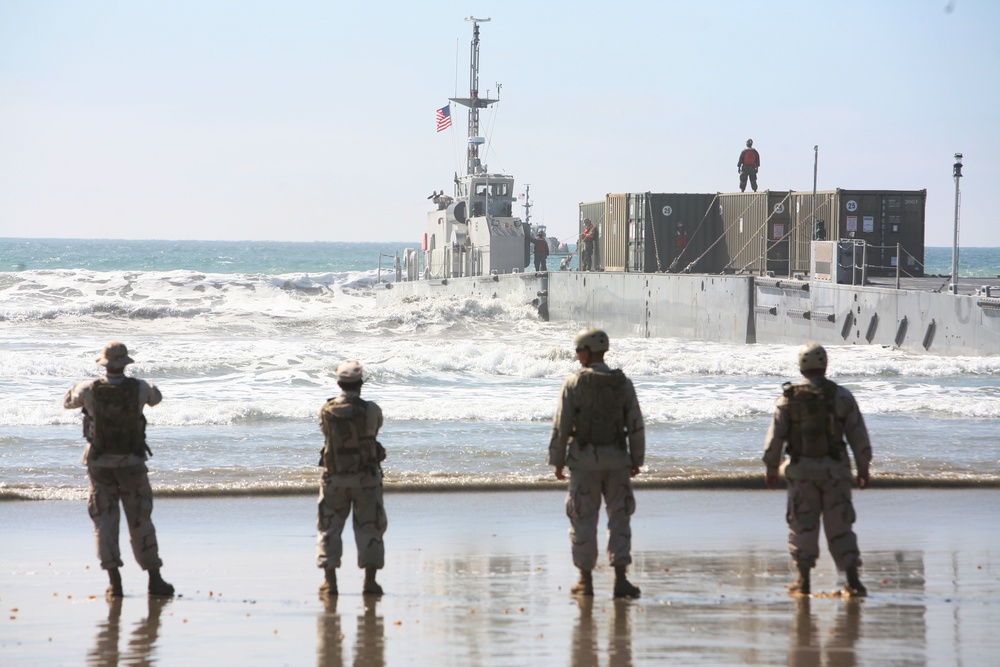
[923,246,999,278]
[1,239,998,501]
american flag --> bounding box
[435,105,452,132]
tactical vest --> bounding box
[320,396,382,474]
[572,369,628,448]
[741,149,758,167]
[783,379,844,461]
[87,378,148,457]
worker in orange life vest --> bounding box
[533,232,550,272]
[738,139,761,192]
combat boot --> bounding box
[319,567,338,597]
[613,565,641,599]
[570,569,593,596]
[844,566,867,597]
[363,567,383,596]
[148,569,175,597]
[789,563,811,596]
[107,568,124,598]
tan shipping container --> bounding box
[718,191,793,275]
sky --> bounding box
[1,0,998,247]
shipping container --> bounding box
[624,194,652,273]
[589,193,726,273]
[604,193,631,272]
[789,190,926,277]
[788,191,839,275]
[644,193,727,273]
[718,191,793,275]
[583,188,925,278]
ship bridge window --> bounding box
[490,183,511,197]
[488,201,513,217]
[475,184,488,196]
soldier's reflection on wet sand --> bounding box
[317,595,342,667]
[87,596,170,667]
[570,596,597,667]
[610,599,634,665]
[354,596,385,667]
[316,595,384,667]
[87,598,121,667]
[570,595,634,667]
[788,597,861,667]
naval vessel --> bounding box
[376,18,999,358]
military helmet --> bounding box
[798,343,827,371]
[335,360,364,382]
[574,328,609,353]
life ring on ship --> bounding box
[421,233,428,252]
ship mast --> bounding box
[522,184,532,226]
[450,17,498,177]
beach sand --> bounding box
[2,488,998,665]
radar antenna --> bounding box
[450,17,498,176]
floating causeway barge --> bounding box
[376,19,999,357]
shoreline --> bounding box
[2,488,998,664]
[3,475,999,502]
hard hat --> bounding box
[798,343,827,371]
[574,328,609,353]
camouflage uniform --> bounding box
[64,371,164,572]
[549,361,645,570]
[316,391,387,570]
[764,377,872,570]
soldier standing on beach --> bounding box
[63,341,174,598]
[763,343,872,596]
[549,328,644,598]
[317,360,387,597]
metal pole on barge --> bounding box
[812,145,818,238]
[950,153,963,294]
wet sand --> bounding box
[2,489,998,665]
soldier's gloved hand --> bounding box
[765,471,780,490]
[856,472,869,490]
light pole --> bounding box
[950,153,963,294]
[812,145,818,238]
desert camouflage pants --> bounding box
[317,471,387,570]
[786,477,861,570]
[565,467,636,570]
[87,464,163,571]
